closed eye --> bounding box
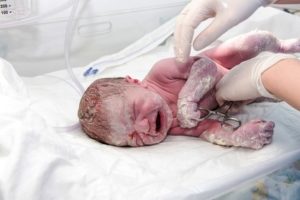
[132,101,137,121]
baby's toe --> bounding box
[260,121,275,138]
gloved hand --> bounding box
[174,0,278,63]
[215,52,295,105]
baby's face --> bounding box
[104,80,173,147]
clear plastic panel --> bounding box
[0,0,32,21]
[0,0,187,76]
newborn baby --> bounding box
[78,31,300,149]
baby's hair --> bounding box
[78,77,127,144]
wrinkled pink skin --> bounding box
[142,31,300,149]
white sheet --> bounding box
[0,7,300,200]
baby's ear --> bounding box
[125,75,141,84]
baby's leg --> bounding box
[199,119,274,149]
[203,30,300,68]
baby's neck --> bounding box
[142,79,177,111]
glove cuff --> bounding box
[257,77,278,99]
[255,52,296,99]
[258,0,279,6]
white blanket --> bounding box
[0,7,300,200]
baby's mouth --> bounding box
[155,112,161,132]
[135,107,171,146]
[147,110,163,137]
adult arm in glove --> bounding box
[174,0,300,63]
[215,52,300,110]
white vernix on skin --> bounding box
[105,97,132,146]
[177,76,216,128]
[104,89,173,146]
[165,103,174,130]
[253,33,280,52]
[194,76,215,99]
[141,93,174,138]
[177,57,217,128]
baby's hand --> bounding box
[177,98,200,128]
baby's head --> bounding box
[78,76,173,147]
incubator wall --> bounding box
[0,0,33,22]
[0,0,188,76]
[1,2,300,199]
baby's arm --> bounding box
[203,30,300,68]
[177,57,220,128]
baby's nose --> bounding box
[134,119,150,134]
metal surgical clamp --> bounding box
[196,102,242,129]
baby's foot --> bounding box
[232,119,274,149]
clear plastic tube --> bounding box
[0,0,85,132]
[64,0,86,95]
[49,0,83,133]
[52,121,81,132]
[43,74,82,132]
[52,0,87,132]
[0,0,75,29]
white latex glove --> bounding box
[174,0,278,63]
[215,52,295,105]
